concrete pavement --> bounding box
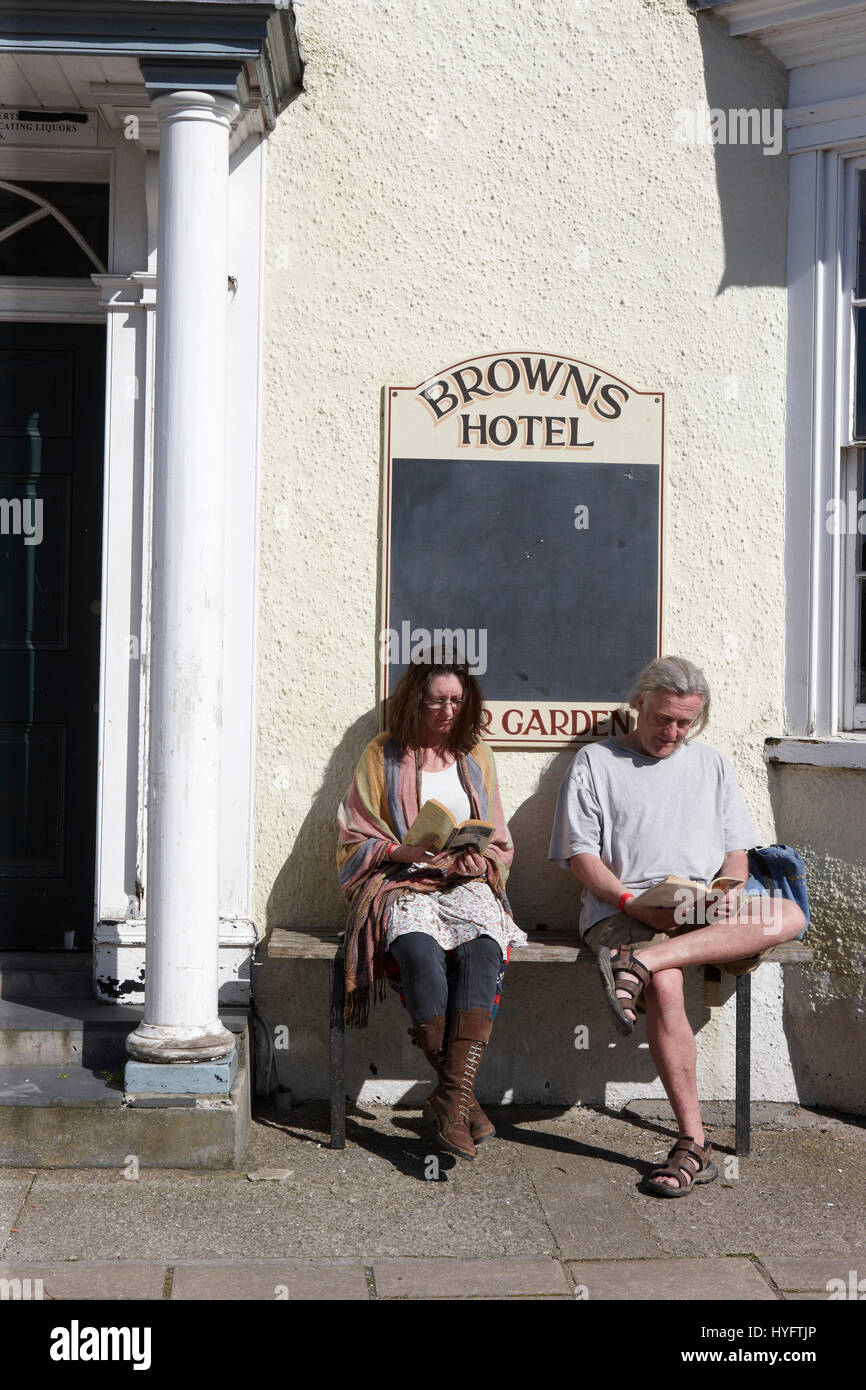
[1,1100,863,1301]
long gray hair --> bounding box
[628,656,710,738]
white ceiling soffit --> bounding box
[0,3,304,140]
[0,55,268,152]
[690,1,866,66]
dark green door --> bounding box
[0,322,105,948]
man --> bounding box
[548,656,806,1196]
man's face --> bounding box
[633,689,704,759]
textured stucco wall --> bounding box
[251,0,815,1102]
[770,766,866,1114]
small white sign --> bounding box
[0,109,98,146]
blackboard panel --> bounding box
[388,458,659,702]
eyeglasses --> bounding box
[423,698,463,709]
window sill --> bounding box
[764,737,866,769]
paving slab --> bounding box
[2,1112,552,1261]
[638,1128,865,1259]
[170,1260,369,1300]
[507,1116,667,1259]
[1,1104,864,1284]
[760,1256,866,1294]
[0,1173,34,1230]
[372,1256,570,1299]
[565,1257,778,1301]
[0,1262,166,1300]
[515,1110,866,1260]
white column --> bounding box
[127,89,238,1063]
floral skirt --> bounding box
[385,879,527,958]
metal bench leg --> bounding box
[735,970,751,1156]
[329,952,346,1150]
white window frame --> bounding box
[843,162,866,729]
[784,141,866,744]
[700,0,866,767]
[839,445,866,729]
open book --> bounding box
[403,799,496,855]
[630,875,744,911]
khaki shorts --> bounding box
[583,899,768,1013]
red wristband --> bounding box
[618,891,635,912]
[386,843,395,859]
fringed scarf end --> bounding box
[343,971,391,1030]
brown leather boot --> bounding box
[410,1016,446,1074]
[411,1015,496,1145]
[422,1007,493,1160]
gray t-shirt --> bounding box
[548,736,759,936]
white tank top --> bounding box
[420,761,471,824]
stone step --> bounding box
[0,997,143,1067]
[0,1018,251,1168]
[0,997,250,1068]
[0,952,93,999]
[0,1063,124,1106]
[0,1049,250,1170]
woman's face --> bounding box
[420,672,465,746]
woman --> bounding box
[336,657,526,1159]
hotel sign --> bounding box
[381,351,664,747]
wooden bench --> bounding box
[263,927,812,1155]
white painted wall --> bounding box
[252,0,859,1106]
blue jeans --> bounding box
[387,932,503,1025]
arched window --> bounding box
[0,181,108,276]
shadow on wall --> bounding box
[264,708,380,935]
[258,715,716,1113]
[264,716,589,938]
[252,953,717,1115]
[692,9,788,292]
[506,747,587,933]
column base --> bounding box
[125,1019,236,1063]
[125,1048,238,1095]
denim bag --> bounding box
[746,844,810,936]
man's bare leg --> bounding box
[643,970,705,1187]
[627,898,804,977]
[611,897,805,1189]
[612,967,706,1188]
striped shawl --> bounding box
[336,733,514,1026]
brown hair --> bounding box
[387,660,484,754]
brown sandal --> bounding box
[644,1136,718,1198]
[598,944,653,1035]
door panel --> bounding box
[0,322,105,947]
